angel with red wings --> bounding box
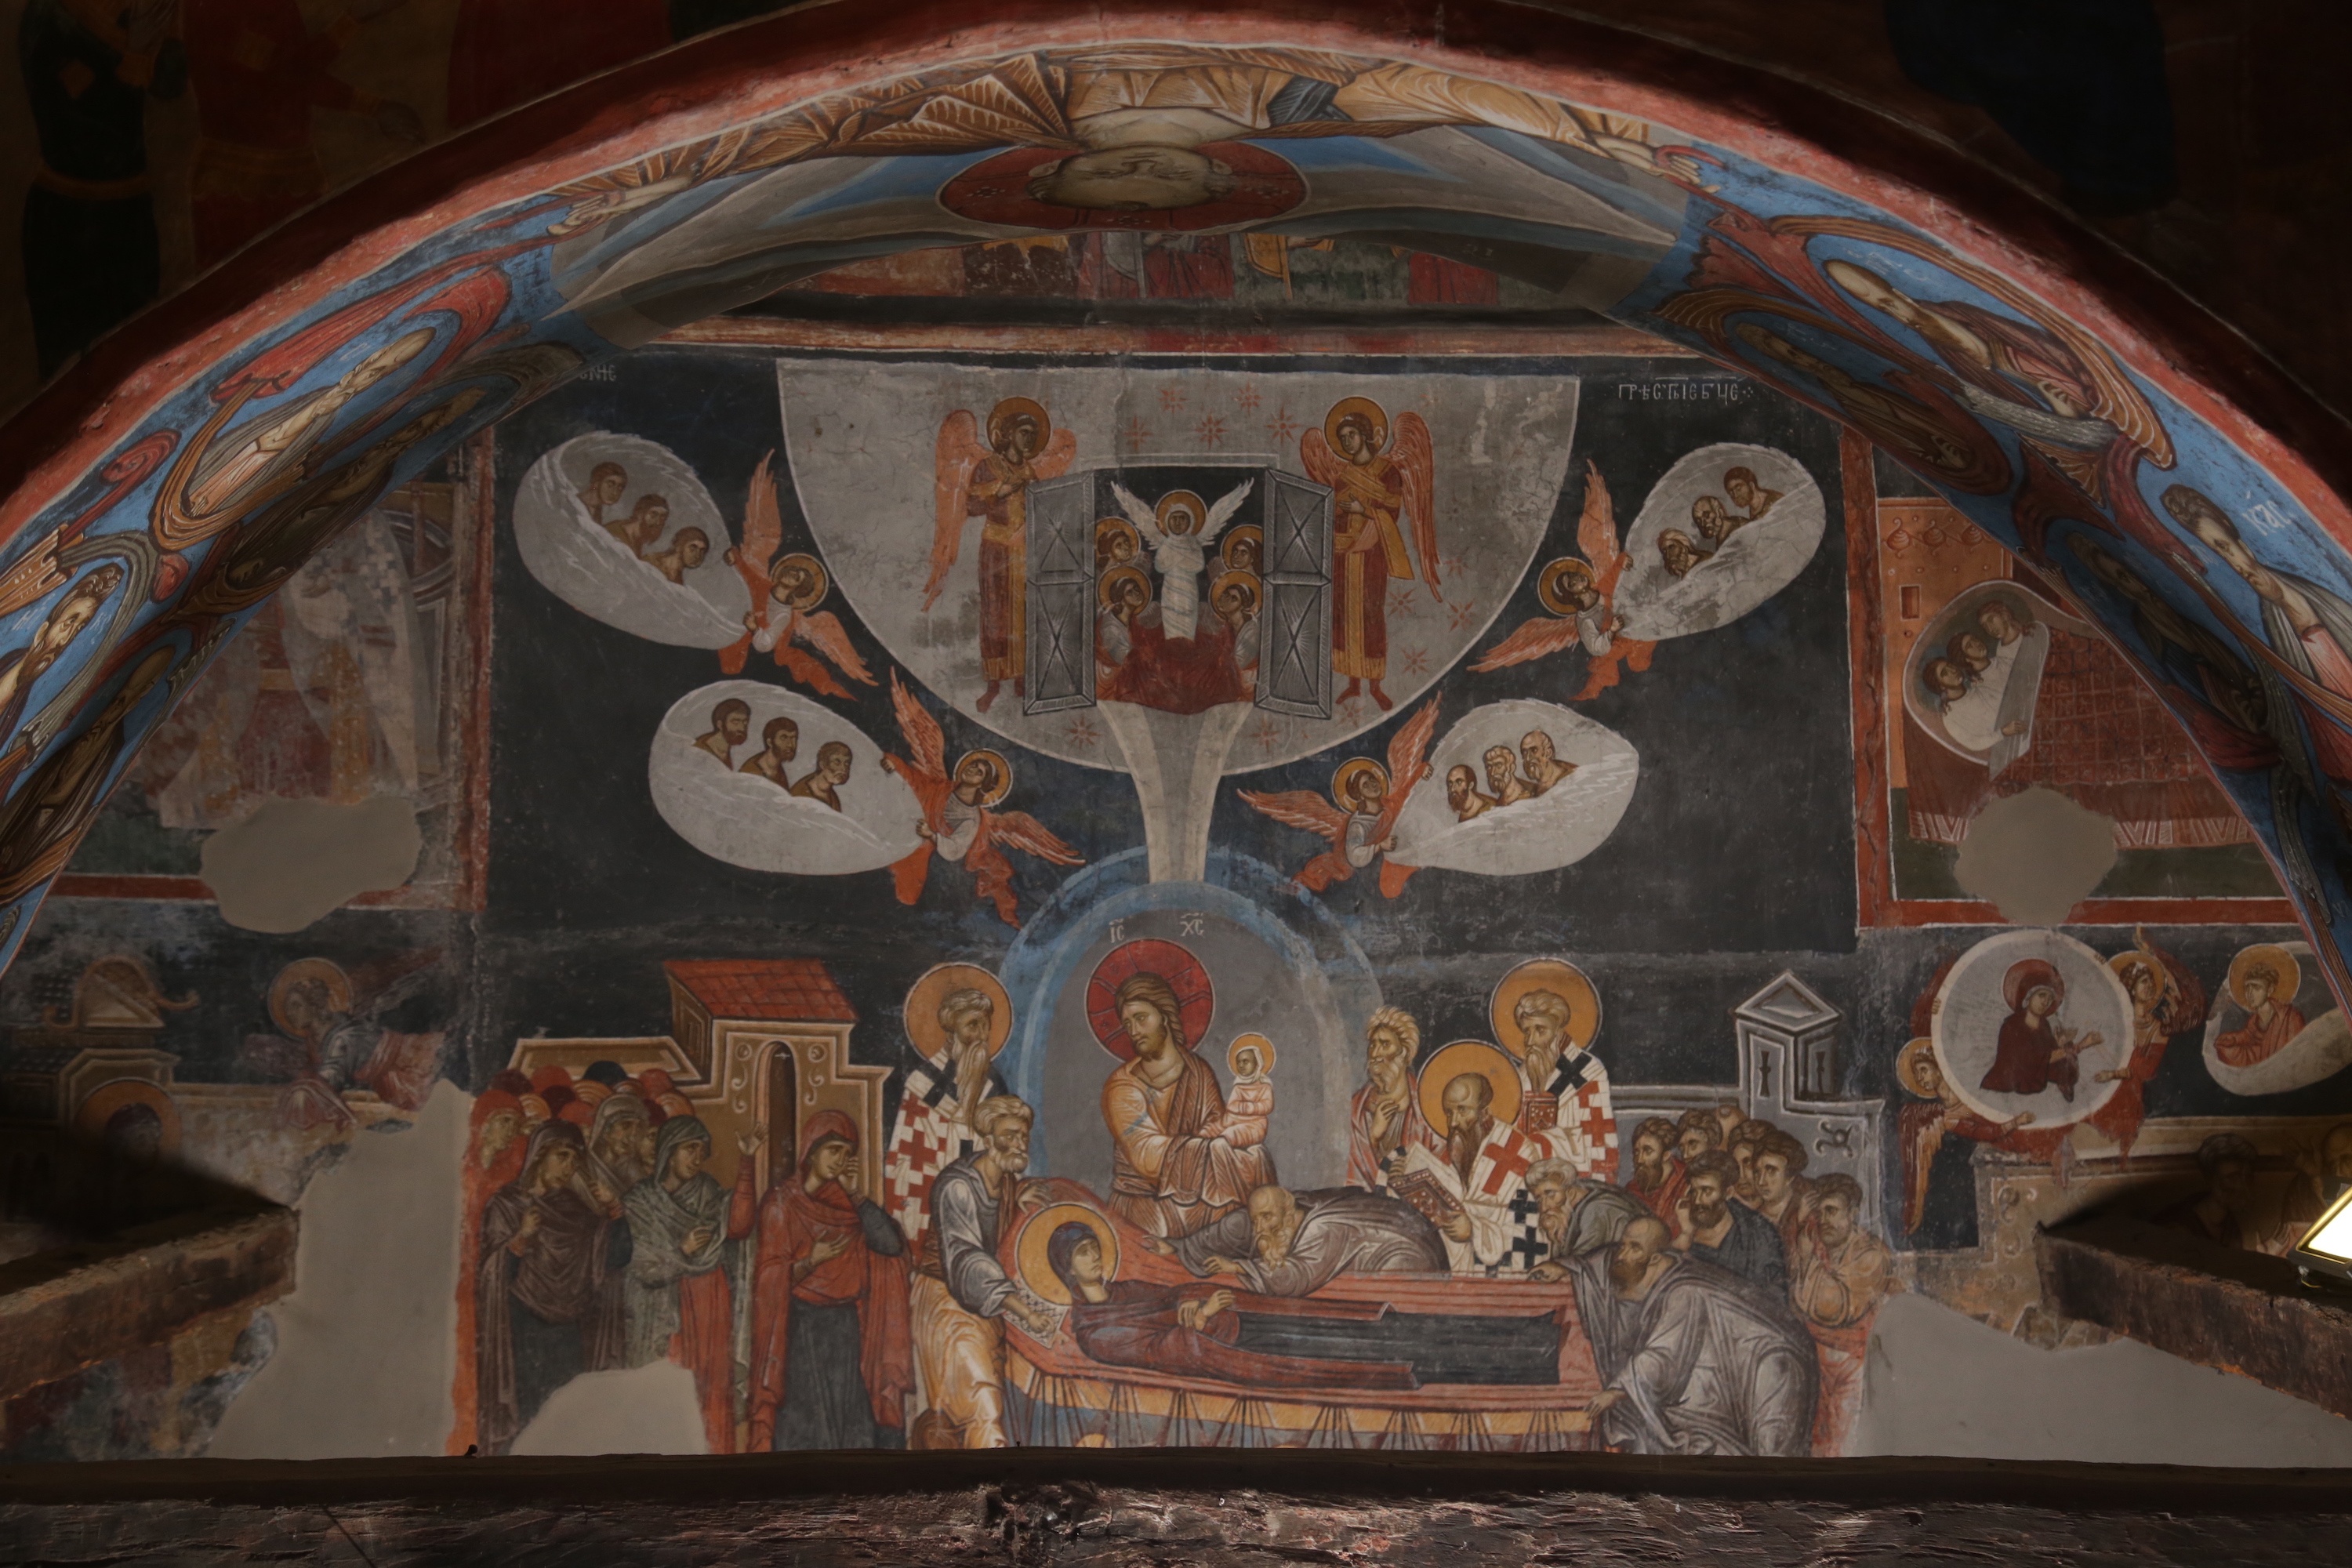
[719,452,876,699]
[883,672,1082,927]
[1472,459,1657,700]
[1238,698,1439,898]
[927,397,1078,714]
[1300,397,1436,712]
[2085,928,2206,1167]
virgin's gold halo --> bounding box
[1015,1201,1120,1308]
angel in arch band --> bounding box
[1301,397,1436,711]
[930,398,1077,714]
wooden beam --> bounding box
[2038,1211,2352,1418]
[0,1204,296,1403]
[3,1453,2351,1565]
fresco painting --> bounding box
[5,38,2352,1464]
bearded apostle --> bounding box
[1396,1070,1544,1274]
[747,1111,913,1450]
[1100,972,1276,1239]
[474,1121,626,1454]
[910,1095,1054,1449]
[1346,1007,1436,1190]
[1788,1174,1893,1456]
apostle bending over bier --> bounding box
[1156,1183,1446,1296]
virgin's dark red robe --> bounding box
[1067,1282,1416,1392]
[1980,1011,2075,1099]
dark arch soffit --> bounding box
[1,0,2350,988]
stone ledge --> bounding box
[0,1203,297,1403]
[2036,1210,2352,1418]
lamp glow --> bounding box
[2292,1185,2352,1287]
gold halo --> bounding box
[1330,757,1388,812]
[1227,1032,1275,1077]
[1324,395,1388,454]
[1489,958,1601,1059]
[1221,524,1264,569]
[1418,1040,1522,1131]
[2228,944,2301,1011]
[986,397,1051,453]
[771,553,827,610]
[1536,557,1598,618]
[1155,489,1208,538]
[1094,517,1141,562]
[269,957,353,1039]
[73,1079,180,1157]
[953,748,1013,808]
[2108,949,2172,1003]
[1015,1200,1120,1308]
[1099,565,1152,610]
[1208,569,1260,612]
[901,963,1013,1064]
[1895,1036,1941,1099]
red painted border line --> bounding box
[662,318,1691,357]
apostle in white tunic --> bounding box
[1572,1217,1818,1456]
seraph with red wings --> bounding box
[1471,459,1657,699]
[1238,698,1439,898]
[718,452,876,699]
[882,672,1082,927]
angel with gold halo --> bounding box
[1299,397,1436,712]
[1239,697,1438,897]
[884,672,1083,925]
[720,452,876,699]
[1108,477,1254,641]
[1472,458,1657,700]
[929,398,1078,713]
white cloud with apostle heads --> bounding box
[778,361,1577,774]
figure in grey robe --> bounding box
[1573,1219,1817,1457]
[620,1116,741,1368]
[1171,1185,1446,1296]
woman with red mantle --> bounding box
[748,1111,913,1449]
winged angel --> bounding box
[1108,478,1254,641]
[1240,698,1439,898]
[1298,397,1437,712]
[720,452,877,699]
[1472,459,1657,699]
[930,399,1078,713]
[883,672,1083,926]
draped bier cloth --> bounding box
[1103,1050,1275,1238]
[1066,1282,1417,1392]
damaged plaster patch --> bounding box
[201,796,421,932]
[1955,786,2117,925]
[511,1363,707,1456]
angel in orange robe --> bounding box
[2087,930,2205,1165]
[927,399,1077,714]
[1471,459,1657,699]
[883,673,1082,926]
[1239,698,1437,898]
[719,453,874,699]
[1299,397,1435,711]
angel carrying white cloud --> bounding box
[1109,477,1254,641]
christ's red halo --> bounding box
[1087,938,1216,1058]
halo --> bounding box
[902,963,1013,1063]
[73,1079,180,1157]
[1417,1040,1522,1131]
[1536,557,1597,617]
[1895,1036,1941,1099]
[268,957,353,1038]
[2001,958,2065,1012]
[985,397,1051,453]
[771,552,828,610]
[1490,958,1602,1058]
[1227,1032,1276,1077]
[938,142,1305,233]
[1155,490,1208,539]
[953,749,1014,808]
[1094,517,1141,562]
[1323,396,1389,455]
[1099,565,1152,610]
[1221,524,1263,569]
[1209,569,1259,612]
[2107,949,2172,1002]
[1330,757,1388,812]
[1014,1200,1120,1308]
[1086,938,1214,1059]
[2228,944,2301,1011]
